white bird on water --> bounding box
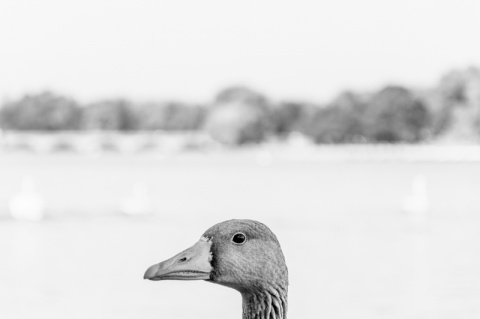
[402,175,430,223]
[9,177,46,222]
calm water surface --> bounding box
[0,153,479,319]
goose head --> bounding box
[144,219,288,319]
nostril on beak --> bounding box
[178,257,187,263]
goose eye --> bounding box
[232,233,246,245]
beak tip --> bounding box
[144,263,160,281]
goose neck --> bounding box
[241,285,287,319]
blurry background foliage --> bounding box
[0,92,82,131]
[204,86,271,145]
[82,99,138,131]
[1,66,480,146]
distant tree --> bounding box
[437,68,480,105]
[415,89,445,137]
[304,91,367,144]
[432,67,480,141]
[137,102,206,131]
[431,69,469,135]
[363,86,430,143]
[270,101,310,136]
[82,99,138,131]
[204,86,271,145]
[215,86,268,106]
[0,91,82,131]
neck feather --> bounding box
[241,284,288,319]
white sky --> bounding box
[1,0,480,103]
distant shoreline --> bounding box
[1,131,479,162]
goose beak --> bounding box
[144,237,213,281]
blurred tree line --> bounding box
[0,94,206,133]
[1,66,480,145]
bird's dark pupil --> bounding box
[233,233,245,244]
